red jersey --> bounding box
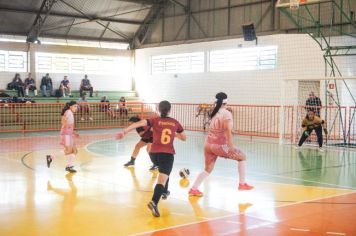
[147,117,184,154]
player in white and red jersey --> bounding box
[46,101,79,173]
[189,92,253,197]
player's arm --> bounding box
[116,120,148,139]
[175,131,186,141]
[223,119,234,149]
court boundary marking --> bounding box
[132,190,356,236]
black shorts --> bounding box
[141,137,153,143]
[150,153,174,175]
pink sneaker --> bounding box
[189,188,203,197]
[238,183,254,191]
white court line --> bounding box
[225,220,242,225]
[326,232,346,235]
[290,228,310,232]
[132,191,356,236]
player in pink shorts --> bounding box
[189,92,253,197]
[47,101,79,173]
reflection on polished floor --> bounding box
[0,130,355,236]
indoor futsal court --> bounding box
[0,0,356,236]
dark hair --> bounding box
[305,109,315,119]
[61,101,77,116]
[129,116,141,123]
[210,92,228,118]
[159,100,171,118]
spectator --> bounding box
[117,96,128,117]
[60,76,72,97]
[24,73,38,97]
[40,73,53,97]
[78,94,92,121]
[100,96,115,118]
[80,75,93,97]
[12,73,25,97]
[305,92,322,116]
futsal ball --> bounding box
[179,168,190,179]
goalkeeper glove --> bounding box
[303,130,310,137]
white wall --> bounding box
[135,34,356,106]
[135,34,325,105]
[0,41,133,92]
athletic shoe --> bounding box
[188,188,203,197]
[89,117,93,121]
[238,183,254,191]
[46,155,53,168]
[65,166,77,173]
[81,117,85,121]
[124,159,135,167]
[294,145,301,150]
[149,165,158,171]
[162,191,170,200]
[147,201,160,217]
[319,147,325,152]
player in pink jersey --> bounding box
[189,92,253,197]
[46,101,79,173]
[116,101,186,217]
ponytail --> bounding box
[210,92,228,118]
[159,100,171,118]
[61,103,70,116]
[61,100,77,116]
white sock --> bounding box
[238,161,246,184]
[66,153,75,167]
[192,171,209,190]
[34,90,38,96]
[25,89,29,96]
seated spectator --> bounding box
[11,73,25,97]
[100,96,115,118]
[80,75,93,97]
[60,76,72,97]
[117,96,128,117]
[78,94,92,121]
[40,73,53,97]
[24,73,38,97]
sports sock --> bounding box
[192,171,209,189]
[152,184,165,205]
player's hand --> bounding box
[115,131,125,140]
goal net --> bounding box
[281,77,356,146]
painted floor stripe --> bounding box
[326,232,346,235]
[290,228,310,232]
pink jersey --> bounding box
[206,108,233,145]
[60,110,75,135]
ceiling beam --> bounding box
[27,0,58,42]
[0,31,129,43]
[0,5,144,25]
[113,0,160,5]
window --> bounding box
[209,46,277,72]
[151,52,204,74]
[0,51,27,72]
[35,53,129,75]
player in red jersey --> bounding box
[116,101,186,217]
[123,116,158,171]
[46,101,79,173]
[189,92,253,197]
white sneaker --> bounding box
[81,117,85,121]
[89,117,93,121]
[294,145,301,150]
[319,147,325,152]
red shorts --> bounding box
[60,135,74,147]
[204,143,245,166]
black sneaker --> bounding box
[147,201,160,217]
[65,166,77,173]
[124,159,135,167]
[46,155,53,168]
[149,165,158,171]
[162,190,170,200]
